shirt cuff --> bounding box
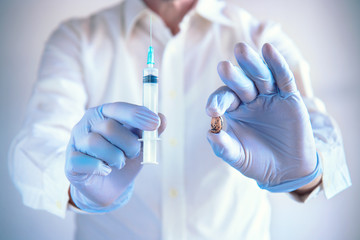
[319,149,352,199]
[295,96,352,202]
[20,180,70,219]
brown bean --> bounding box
[210,116,223,134]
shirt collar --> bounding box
[123,0,148,39]
[123,0,233,39]
[195,0,233,27]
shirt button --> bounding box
[169,90,177,100]
[169,188,178,198]
[169,138,178,147]
[56,201,62,210]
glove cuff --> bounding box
[70,183,134,213]
[258,153,322,193]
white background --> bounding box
[0,0,359,239]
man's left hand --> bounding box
[206,43,322,192]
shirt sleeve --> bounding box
[8,19,88,218]
[252,21,351,201]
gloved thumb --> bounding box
[207,130,245,170]
[158,113,167,136]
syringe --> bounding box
[140,15,159,164]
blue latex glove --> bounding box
[206,43,321,192]
[65,102,165,212]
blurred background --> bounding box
[0,0,359,239]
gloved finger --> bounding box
[75,132,126,169]
[206,86,241,117]
[91,119,141,159]
[217,61,258,103]
[123,112,167,138]
[262,43,297,96]
[101,102,160,131]
[66,150,112,177]
[234,42,276,94]
[158,113,167,136]
[207,130,245,169]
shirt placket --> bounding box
[160,31,187,239]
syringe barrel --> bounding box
[142,67,159,164]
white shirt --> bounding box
[9,0,351,239]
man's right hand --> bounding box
[65,102,166,213]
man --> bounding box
[9,0,351,239]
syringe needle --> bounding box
[140,14,159,165]
[150,14,153,47]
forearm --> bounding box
[292,174,322,196]
[68,187,78,208]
